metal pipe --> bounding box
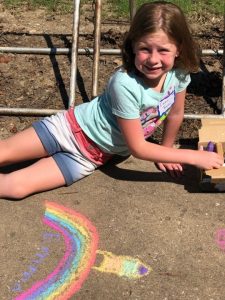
[0,107,224,119]
[201,49,223,56]
[69,0,81,108]
[91,0,102,98]
[0,47,70,54]
[129,0,136,21]
[0,47,223,56]
[184,114,225,119]
[0,107,61,116]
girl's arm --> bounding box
[156,90,186,176]
[116,115,223,171]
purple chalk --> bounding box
[138,265,148,275]
[22,271,31,282]
[42,232,60,240]
[12,282,22,292]
[206,141,215,152]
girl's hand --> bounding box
[155,162,184,178]
[193,148,224,170]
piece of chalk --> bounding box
[206,141,215,152]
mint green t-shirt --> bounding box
[74,68,190,156]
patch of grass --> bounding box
[3,0,73,12]
[3,0,224,15]
[109,0,224,17]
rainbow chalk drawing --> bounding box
[14,201,151,299]
[14,201,99,300]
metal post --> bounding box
[0,47,223,56]
[69,0,81,108]
[129,0,136,21]
[91,0,102,99]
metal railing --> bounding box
[0,0,224,119]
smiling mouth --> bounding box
[145,66,161,72]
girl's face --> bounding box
[133,30,179,87]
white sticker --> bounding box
[158,90,175,116]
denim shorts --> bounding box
[32,112,97,186]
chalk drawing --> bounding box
[215,228,225,251]
[93,250,149,278]
[12,232,60,293]
[13,201,151,299]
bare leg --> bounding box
[0,156,66,199]
[0,126,66,199]
[0,127,48,166]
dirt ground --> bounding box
[0,2,225,300]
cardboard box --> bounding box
[198,119,225,192]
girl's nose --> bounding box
[147,51,159,64]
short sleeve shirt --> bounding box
[75,68,190,156]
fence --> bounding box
[0,0,224,119]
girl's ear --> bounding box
[175,50,180,57]
[175,52,180,59]
[176,45,182,57]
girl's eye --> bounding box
[139,47,149,52]
[159,49,169,53]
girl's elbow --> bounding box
[129,145,145,159]
[130,150,141,159]
[167,112,184,121]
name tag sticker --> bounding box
[158,91,175,116]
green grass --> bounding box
[3,0,73,12]
[110,0,224,16]
[3,0,224,15]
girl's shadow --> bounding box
[99,139,201,193]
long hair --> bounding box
[122,1,199,73]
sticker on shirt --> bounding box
[140,89,175,139]
[158,90,175,117]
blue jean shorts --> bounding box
[32,113,97,186]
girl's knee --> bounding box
[9,185,30,199]
[0,174,30,200]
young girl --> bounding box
[0,1,223,199]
